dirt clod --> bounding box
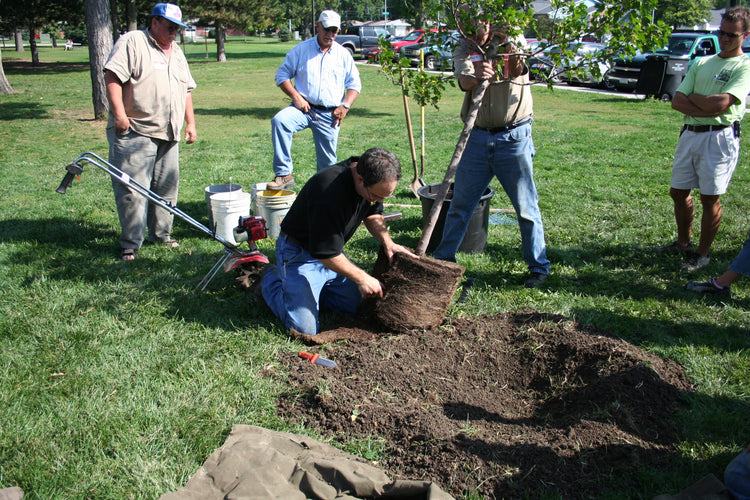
[277,311,692,499]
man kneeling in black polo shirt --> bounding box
[261,147,418,335]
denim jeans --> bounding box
[726,449,750,500]
[261,235,362,334]
[271,105,339,176]
[433,124,550,274]
[107,128,179,250]
[729,230,750,277]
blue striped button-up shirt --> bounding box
[275,37,362,108]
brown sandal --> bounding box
[162,240,180,248]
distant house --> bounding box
[349,19,412,37]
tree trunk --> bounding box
[14,29,23,52]
[29,21,40,66]
[0,49,14,94]
[126,0,137,31]
[84,0,114,120]
[216,25,226,62]
[110,0,120,41]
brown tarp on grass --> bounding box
[160,425,455,500]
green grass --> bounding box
[1,39,749,499]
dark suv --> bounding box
[604,31,719,94]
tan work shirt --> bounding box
[453,37,533,128]
[104,29,196,141]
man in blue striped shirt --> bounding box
[268,10,362,190]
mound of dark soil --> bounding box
[277,311,693,499]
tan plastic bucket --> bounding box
[256,189,295,239]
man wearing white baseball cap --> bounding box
[103,3,197,261]
[267,9,361,190]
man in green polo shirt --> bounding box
[660,6,750,272]
[104,3,197,261]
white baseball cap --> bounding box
[318,10,341,29]
[151,3,188,28]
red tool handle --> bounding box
[299,351,319,364]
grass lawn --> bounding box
[0,37,748,498]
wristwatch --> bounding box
[341,102,351,109]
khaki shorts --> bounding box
[671,127,739,195]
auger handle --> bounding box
[56,163,83,194]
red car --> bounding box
[362,29,431,62]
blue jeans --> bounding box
[261,235,363,334]
[271,105,339,176]
[433,124,550,275]
[107,128,179,250]
[729,230,750,277]
[726,449,750,500]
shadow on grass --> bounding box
[3,61,89,74]
[185,51,283,62]
[0,101,53,120]
[0,213,278,331]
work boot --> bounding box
[267,174,295,190]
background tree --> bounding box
[84,0,113,120]
[0,0,83,65]
[185,0,282,61]
[655,0,714,27]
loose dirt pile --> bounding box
[276,311,693,499]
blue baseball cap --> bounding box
[151,3,188,27]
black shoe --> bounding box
[686,278,730,296]
[524,272,548,288]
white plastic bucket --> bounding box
[205,183,243,229]
[250,183,268,217]
[210,190,252,244]
[256,189,296,239]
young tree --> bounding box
[84,0,113,120]
[185,0,281,62]
[378,0,670,252]
[655,0,714,28]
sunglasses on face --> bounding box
[718,29,745,38]
[160,19,179,32]
[323,26,338,34]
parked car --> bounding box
[529,43,577,83]
[399,31,460,71]
[362,35,403,61]
[558,42,613,88]
[336,24,390,57]
[604,31,720,93]
[362,29,429,62]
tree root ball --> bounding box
[370,250,465,332]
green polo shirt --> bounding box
[677,53,750,126]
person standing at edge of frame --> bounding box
[266,9,361,191]
[658,6,750,272]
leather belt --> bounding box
[682,124,729,133]
[309,104,337,111]
[279,231,303,247]
[476,117,532,134]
